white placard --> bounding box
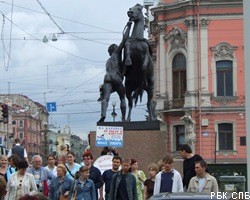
[96,126,123,147]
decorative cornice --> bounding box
[211,95,238,105]
[211,42,237,59]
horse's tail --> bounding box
[132,88,144,106]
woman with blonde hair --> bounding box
[68,166,96,200]
[0,155,15,182]
[49,164,72,200]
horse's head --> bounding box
[127,4,143,22]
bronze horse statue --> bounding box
[123,4,156,121]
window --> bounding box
[20,132,24,139]
[19,120,24,128]
[172,53,187,99]
[218,123,233,150]
[173,125,185,151]
[216,60,233,96]
[12,127,15,135]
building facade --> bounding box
[150,0,245,163]
[0,94,49,160]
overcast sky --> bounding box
[0,0,157,139]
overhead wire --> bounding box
[0,12,106,63]
[4,0,14,71]
[0,0,120,34]
[36,0,64,33]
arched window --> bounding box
[172,53,186,99]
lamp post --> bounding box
[111,102,117,122]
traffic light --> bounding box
[1,104,8,123]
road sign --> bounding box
[96,126,123,147]
[46,102,57,112]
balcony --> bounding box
[172,98,184,109]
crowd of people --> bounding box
[0,139,219,200]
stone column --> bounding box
[200,19,211,106]
[158,23,167,97]
[184,18,198,107]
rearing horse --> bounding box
[123,4,157,121]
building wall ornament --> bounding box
[184,18,209,29]
[165,27,187,53]
[211,42,237,59]
[184,18,198,28]
[180,113,196,152]
[157,23,167,34]
[211,95,238,105]
[200,18,209,28]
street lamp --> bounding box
[111,102,117,122]
[43,34,58,43]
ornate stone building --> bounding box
[150,0,245,163]
[0,94,49,160]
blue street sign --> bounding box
[46,102,57,112]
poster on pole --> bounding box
[96,126,123,147]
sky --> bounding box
[0,0,157,140]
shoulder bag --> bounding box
[71,181,77,200]
[64,164,75,178]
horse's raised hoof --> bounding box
[125,58,132,66]
[98,117,106,122]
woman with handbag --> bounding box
[68,166,96,200]
[49,164,73,200]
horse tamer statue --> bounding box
[124,4,156,121]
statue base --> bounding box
[89,120,166,173]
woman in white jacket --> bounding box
[5,159,38,200]
[154,154,183,194]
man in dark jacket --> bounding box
[82,151,103,200]
[7,138,28,164]
[109,158,137,200]
[179,144,204,190]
